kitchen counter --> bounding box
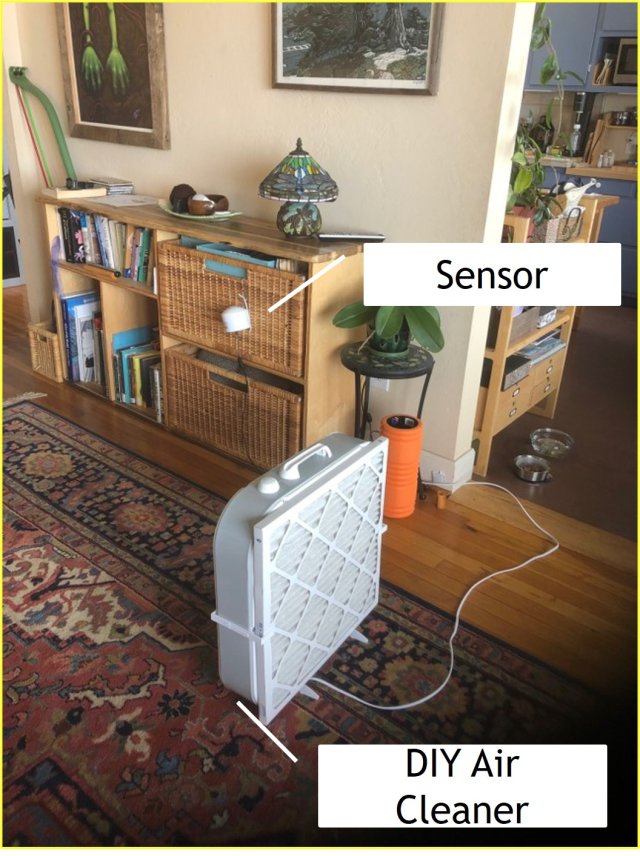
[540,155,637,182]
[567,164,637,182]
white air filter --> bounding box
[212,434,388,724]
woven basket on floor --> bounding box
[157,241,307,378]
[28,322,64,383]
[164,345,303,471]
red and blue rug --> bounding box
[2,402,622,847]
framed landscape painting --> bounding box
[56,3,170,149]
[272,3,443,94]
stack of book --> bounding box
[60,290,104,389]
[112,325,161,414]
[58,208,152,285]
[88,177,134,195]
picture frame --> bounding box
[272,3,443,95]
[56,3,170,149]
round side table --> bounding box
[340,342,435,440]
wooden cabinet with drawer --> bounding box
[473,308,575,476]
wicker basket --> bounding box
[28,322,64,382]
[165,345,303,471]
[157,241,307,378]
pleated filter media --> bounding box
[212,435,388,724]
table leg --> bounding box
[360,376,371,439]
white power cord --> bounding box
[310,481,560,712]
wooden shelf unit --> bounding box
[473,307,575,477]
[38,190,364,469]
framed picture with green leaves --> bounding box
[56,2,170,149]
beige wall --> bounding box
[3,2,533,486]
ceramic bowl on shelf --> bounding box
[530,428,575,459]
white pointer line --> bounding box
[268,254,347,313]
[236,700,298,763]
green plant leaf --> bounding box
[332,300,377,328]
[405,307,444,353]
[513,169,533,195]
[512,151,528,167]
[540,54,558,85]
[375,306,404,338]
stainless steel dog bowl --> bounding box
[514,454,552,483]
[530,428,574,459]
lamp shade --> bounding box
[259,138,338,203]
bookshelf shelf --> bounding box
[38,191,364,470]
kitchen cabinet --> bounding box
[525,3,599,91]
[524,3,637,94]
[587,177,637,304]
[473,304,575,477]
[37,189,363,470]
[546,169,637,304]
[597,4,637,35]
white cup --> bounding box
[221,304,251,333]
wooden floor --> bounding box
[3,286,636,700]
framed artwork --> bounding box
[272,3,443,94]
[56,3,170,149]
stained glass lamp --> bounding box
[258,138,338,237]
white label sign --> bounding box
[363,243,621,306]
[318,744,607,828]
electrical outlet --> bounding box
[370,378,390,392]
[432,470,446,484]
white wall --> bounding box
[3,2,534,486]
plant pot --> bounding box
[367,319,410,358]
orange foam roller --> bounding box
[381,414,423,518]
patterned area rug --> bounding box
[2,403,609,846]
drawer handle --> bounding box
[512,386,521,398]
[544,383,552,394]
[546,365,554,375]
[509,407,518,418]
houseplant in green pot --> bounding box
[332,302,444,357]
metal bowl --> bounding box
[530,428,575,459]
[513,454,552,483]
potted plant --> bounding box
[507,4,584,230]
[332,302,444,357]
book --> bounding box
[138,353,161,408]
[74,301,101,382]
[112,325,153,354]
[130,349,160,406]
[79,213,93,264]
[150,362,163,422]
[87,214,104,266]
[92,311,105,388]
[136,228,152,282]
[119,343,158,405]
[42,186,107,200]
[58,208,85,263]
[112,325,155,403]
[60,291,100,380]
[94,215,115,269]
[122,224,136,278]
[87,177,134,194]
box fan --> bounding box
[212,433,388,724]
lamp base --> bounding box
[276,201,322,237]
